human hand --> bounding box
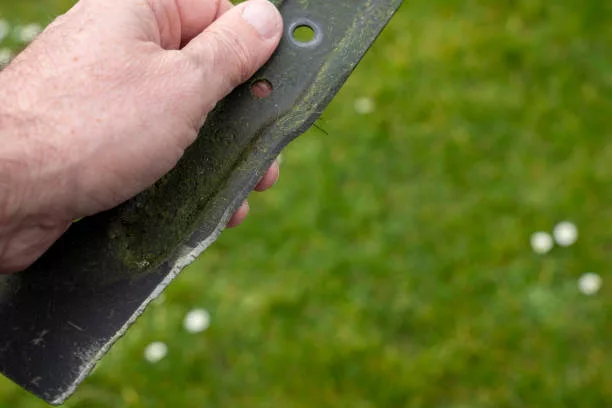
[0,0,283,273]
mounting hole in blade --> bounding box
[288,18,322,48]
[293,25,315,43]
[250,79,273,98]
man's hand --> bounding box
[0,0,283,273]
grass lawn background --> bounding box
[1,0,611,406]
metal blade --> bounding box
[0,0,403,404]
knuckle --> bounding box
[208,29,253,87]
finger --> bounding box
[255,160,279,191]
[227,200,249,228]
[147,0,233,48]
[182,0,283,102]
[176,0,233,45]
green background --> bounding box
[1,0,611,406]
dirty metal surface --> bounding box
[0,0,403,404]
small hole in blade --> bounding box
[292,25,315,43]
[251,79,273,98]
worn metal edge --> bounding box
[50,202,238,406]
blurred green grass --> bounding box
[2,0,612,406]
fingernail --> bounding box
[242,0,280,39]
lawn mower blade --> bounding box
[0,0,402,404]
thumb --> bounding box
[183,0,283,102]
